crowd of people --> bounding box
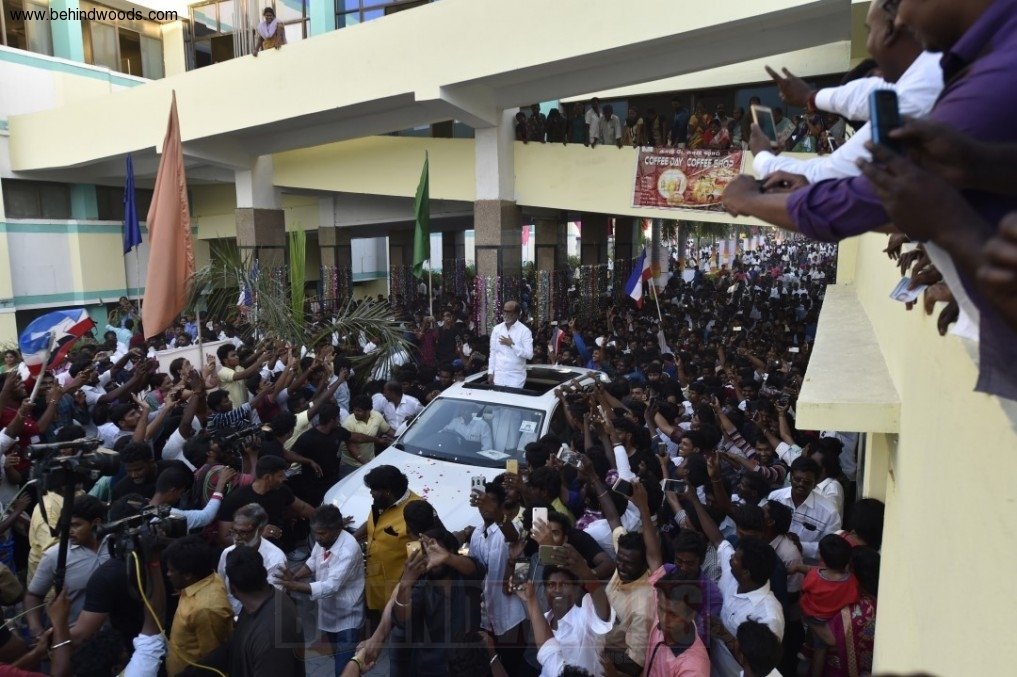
[0,231,887,677]
[722,0,1017,401]
[514,97,844,154]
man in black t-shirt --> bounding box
[217,455,315,551]
[287,402,350,506]
[110,442,184,501]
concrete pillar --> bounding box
[235,156,285,267]
[614,217,641,263]
[388,229,414,268]
[442,230,466,262]
[534,216,567,272]
[474,111,522,282]
[49,0,85,62]
[580,214,609,266]
[0,177,17,345]
[318,198,352,269]
[161,21,187,77]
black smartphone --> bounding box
[869,90,902,154]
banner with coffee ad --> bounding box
[632,148,743,212]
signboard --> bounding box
[153,339,231,376]
[633,148,743,212]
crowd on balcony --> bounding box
[515,98,845,153]
[721,0,1017,401]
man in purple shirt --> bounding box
[723,0,1017,400]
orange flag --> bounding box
[143,92,194,340]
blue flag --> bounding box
[123,154,142,254]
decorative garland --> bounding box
[535,270,551,327]
[443,258,467,298]
[577,264,609,322]
[474,275,501,335]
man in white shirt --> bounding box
[373,381,422,432]
[585,98,602,145]
[469,482,529,673]
[488,301,534,388]
[279,505,364,672]
[686,484,784,676]
[517,549,615,677]
[752,50,942,184]
[442,404,493,449]
[217,503,286,615]
[767,457,841,560]
[595,104,623,148]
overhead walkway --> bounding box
[8,0,850,178]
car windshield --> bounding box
[396,397,544,468]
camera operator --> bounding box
[149,463,237,531]
[72,495,151,648]
[185,433,255,507]
[24,495,107,642]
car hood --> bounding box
[322,446,507,531]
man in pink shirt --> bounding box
[642,567,711,677]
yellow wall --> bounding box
[841,233,1017,674]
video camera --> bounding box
[97,502,188,560]
[209,423,263,454]
[27,438,120,488]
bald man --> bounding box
[487,301,533,388]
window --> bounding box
[335,0,430,29]
[190,0,308,68]
[0,0,52,55]
[96,185,154,222]
[2,181,72,220]
[79,2,166,79]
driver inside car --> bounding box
[440,404,494,449]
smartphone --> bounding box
[612,478,634,498]
[510,560,531,591]
[751,105,779,148]
[532,507,548,526]
[788,346,801,354]
[732,326,742,332]
[538,545,568,566]
[556,448,583,468]
[656,440,668,458]
[662,479,687,494]
[506,459,519,475]
[471,475,486,496]
[869,90,902,153]
[406,540,422,558]
[778,395,791,408]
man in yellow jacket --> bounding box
[361,466,421,620]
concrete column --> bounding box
[235,157,284,267]
[0,177,17,345]
[442,230,466,262]
[474,111,521,282]
[317,198,352,269]
[49,0,85,62]
[614,217,642,262]
[534,216,567,272]
[161,21,187,77]
[388,229,414,268]
[580,214,609,266]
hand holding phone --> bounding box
[751,105,779,149]
[869,90,902,154]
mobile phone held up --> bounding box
[612,478,634,498]
[869,89,902,154]
[662,479,687,495]
[556,447,583,468]
[751,105,779,148]
[509,560,531,592]
[538,545,569,566]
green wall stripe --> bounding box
[352,270,388,281]
[0,47,146,88]
[0,221,197,235]
[0,119,8,133]
[9,287,145,307]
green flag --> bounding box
[412,153,430,278]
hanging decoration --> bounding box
[474,275,501,335]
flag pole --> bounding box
[28,332,54,402]
[650,267,664,324]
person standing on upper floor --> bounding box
[252,5,286,57]
[644,108,665,147]
[567,102,588,145]
[668,97,691,148]
[546,107,567,143]
[766,457,841,560]
[622,106,646,147]
[488,301,534,388]
[773,107,795,148]
[585,98,603,146]
[527,104,547,143]
[594,104,623,148]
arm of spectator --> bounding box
[517,581,553,649]
[572,332,591,365]
[580,456,622,531]
[776,404,796,444]
[631,480,662,570]
[121,555,167,677]
[706,452,733,518]
[143,392,177,441]
[684,481,724,548]
[305,368,346,421]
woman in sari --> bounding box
[824,547,879,676]
[252,6,286,57]
[686,115,705,149]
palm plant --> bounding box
[186,242,412,378]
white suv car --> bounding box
[323,365,605,530]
